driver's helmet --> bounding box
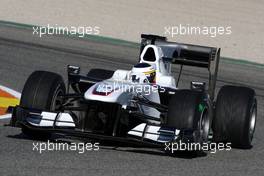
[130,63,156,83]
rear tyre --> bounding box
[20,71,66,139]
[213,86,257,148]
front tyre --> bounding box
[20,71,66,139]
[166,90,211,144]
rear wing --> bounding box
[140,34,220,99]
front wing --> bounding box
[9,106,199,147]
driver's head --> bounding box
[131,63,156,83]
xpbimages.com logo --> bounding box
[164,141,232,154]
[32,24,100,37]
[32,140,100,154]
[164,24,232,38]
[94,81,166,96]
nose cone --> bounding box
[84,81,133,104]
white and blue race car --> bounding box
[9,34,257,151]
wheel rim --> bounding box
[51,87,64,111]
[249,102,257,142]
[200,109,210,142]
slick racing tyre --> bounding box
[166,90,211,143]
[213,86,257,148]
[20,71,66,139]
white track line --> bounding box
[0,114,12,119]
[0,84,21,119]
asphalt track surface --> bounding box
[0,25,263,176]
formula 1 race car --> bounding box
[9,34,257,152]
